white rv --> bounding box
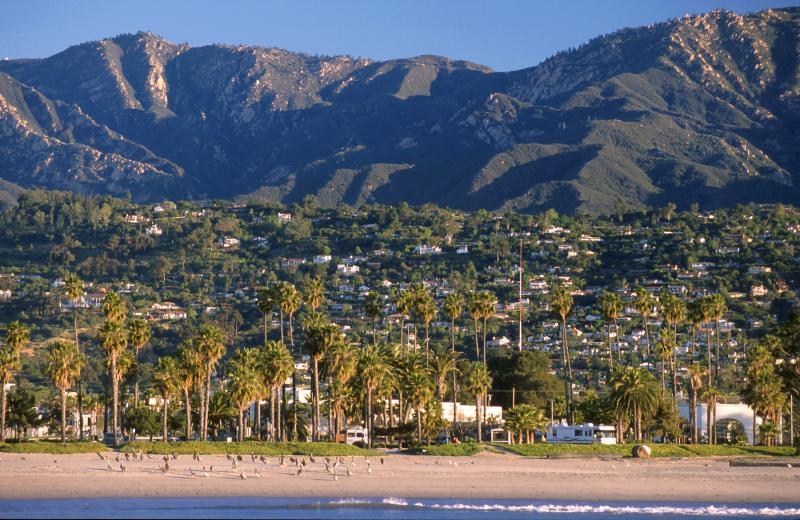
[548,422,616,444]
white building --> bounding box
[678,402,761,444]
[414,245,442,255]
[146,224,163,236]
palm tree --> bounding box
[686,363,706,443]
[660,292,685,400]
[463,362,491,443]
[598,290,622,366]
[610,367,659,441]
[153,356,180,442]
[324,340,357,438]
[632,287,654,359]
[657,327,676,394]
[549,284,574,422]
[304,277,326,312]
[196,323,226,441]
[705,386,721,445]
[1,321,28,441]
[364,292,382,345]
[357,343,394,448]
[226,348,262,442]
[708,293,727,384]
[99,320,127,446]
[126,319,151,408]
[468,292,482,359]
[430,349,460,403]
[259,340,294,441]
[686,299,704,362]
[303,318,340,440]
[178,343,203,440]
[406,369,434,444]
[478,291,497,365]
[418,296,437,362]
[63,273,85,440]
[278,283,301,351]
[395,291,413,348]
[256,286,276,342]
[442,293,463,352]
[46,340,83,443]
[101,291,127,325]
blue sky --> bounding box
[2,0,797,71]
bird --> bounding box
[171,453,178,460]
[106,460,112,471]
[124,452,130,462]
[333,471,338,481]
[120,463,126,472]
[53,459,57,464]
[164,461,170,472]
[788,463,793,469]
[325,463,333,474]
[226,454,233,461]
[380,457,385,465]
[254,469,262,479]
[115,454,120,463]
[236,454,243,462]
[202,467,210,478]
[346,467,353,477]
[296,466,303,476]
[96,452,106,461]
[209,465,214,473]
[239,470,247,480]
[20,456,26,461]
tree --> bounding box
[478,291,497,365]
[304,278,326,312]
[259,340,294,441]
[46,341,83,442]
[743,337,786,445]
[303,318,340,441]
[62,273,85,440]
[550,284,574,422]
[1,321,28,441]
[405,368,434,444]
[686,363,706,444]
[178,342,203,440]
[468,292,482,359]
[126,319,151,408]
[610,367,659,441]
[364,292,382,345]
[357,344,394,448]
[463,362,491,443]
[196,323,226,441]
[395,291,413,349]
[598,290,622,366]
[632,287,654,360]
[99,320,127,446]
[256,286,276,342]
[226,348,262,442]
[505,404,546,444]
[324,340,357,438]
[442,293,463,353]
[153,356,180,442]
[431,349,460,403]
[708,293,727,384]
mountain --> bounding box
[1,7,799,214]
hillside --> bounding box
[0,7,798,213]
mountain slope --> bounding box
[0,8,798,213]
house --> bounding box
[153,204,165,213]
[124,214,148,224]
[313,255,332,264]
[147,302,187,321]
[218,236,240,249]
[751,284,769,298]
[253,237,270,248]
[414,245,442,255]
[277,212,292,223]
[487,336,511,348]
[456,245,469,254]
[282,258,307,267]
[337,264,360,275]
[747,266,772,275]
[145,224,163,236]
[0,289,10,300]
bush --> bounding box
[0,440,105,454]
[502,443,797,458]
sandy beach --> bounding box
[0,451,798,503]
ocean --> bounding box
[1,497,799,519]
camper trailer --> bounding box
[548,422,616,444]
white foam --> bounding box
[425,503,800,516]
[381,497,409,506]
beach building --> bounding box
[677,402,760,445]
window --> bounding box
[575,429,583,436]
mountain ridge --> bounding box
[0,7,798,214]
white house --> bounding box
[414,245,442,255]
[313,255,332,264]
[146,224,163,236]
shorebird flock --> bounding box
[92,450,393,481]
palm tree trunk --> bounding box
[366,387,373,448]
[607,323,613,368]
[184,388,192,440]
[61,388,67,443]
[163,397,169,441]
[205,366,212,441]
[279,309,285,344]
[707,398,712,445]
[474,319,479,359]
[417,406,423,444]
[643,317,651,359]
[134,346,141,408]
[452,372,458,427]
[476,394,482,443]
[482,318,488,365]
[289,313,295,352]
[0,383,7,442]
[714,320,721,384]
[255,398,261,440]
[74,310,84,441]
[312,358,320,442]
[112,357,119,447]
[239,409,244,442]
[263,314,268,342]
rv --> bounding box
[548,422,616,444]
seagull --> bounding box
[254,468,262,479]
[236,454,243,462]
[325,463,333,474]
[310,455,317,464]
[333,471,339,481]
[380,457,385,465]
[124,452,130,462]
[202,467,210,478]
[239,470,247,480]
[296,466,303,476]
[120,463,126,472]
[226,454,233,461]
[115,454,120,463]
[171,453,178,460]
[106,460,112,470]
[346,467,353,477]
[96,452,106,461]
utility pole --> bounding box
[518,238,523,352]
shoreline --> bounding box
[0,452,798,503]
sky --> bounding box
[2,0,798,72]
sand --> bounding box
[0,451,798,503]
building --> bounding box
[146,224,163,236]
[147,302,187,321]
[414,245,442,255]
[218,236,241,249]
[677,402,760,444]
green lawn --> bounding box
[121,440,378,456]
[501,443,797,458]
[405,442,483,456]
[0,440,107,454]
